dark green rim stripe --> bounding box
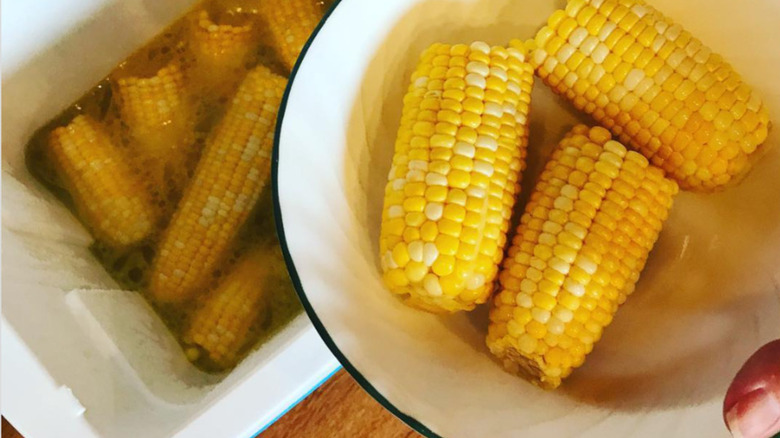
[270,2,442,437]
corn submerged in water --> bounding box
[26,0,330,372]
[48,115,158,247]
[487,125,678,389]
[150,65,287,305]
[379,41,534,313]
[114,60,193,203]
[530,0,770,191]
[183,247,273,369]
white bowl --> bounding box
[1,1,338,437]
[275,0,780,436]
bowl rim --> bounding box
[271,0,441,436]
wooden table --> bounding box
[1,370,419,438]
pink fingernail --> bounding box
[726,388,780,438]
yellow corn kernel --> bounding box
[487,125,678,389]
[380,40,534,313]
[150,66,287,303]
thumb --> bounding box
[724,340,780,438]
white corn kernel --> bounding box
[407,169,425,182]
[532,308,551,324]
[466,273,486,290]
[651,35,666,52]
[589,65,606,83]
[388,205,404,218]
[581,36,599,55]
[474,160,495,176]
[466,61,490,77]
[547,317,565,335]
[476,136,499,151]
[667,49,686,69]
[553,307,574,323]
[569,28,589,46]
[563,278,586,296]
[466,186,487,198]
[598,22,617,41]
[490,67,508,81]
[423,243,439,267]
[564,222,587,239]
[454,142,476,158]
[517,292,533,308]
[666,24,682,41]
[470,41,491,54]
[426,173,448,186]
[557,44,576,63]
[408,241,424,263]
[409,160,428,171]
[634,77,654,95]
[413,76,429,88]
[624,69,645,91]
[574,254,598,275]
[533,49,549,67]
[424,274,443,296]
[484,102,504,118]
[425,202,443,221]
[592,43,609,64]
[630,4,647,18]
[466,73,487,89]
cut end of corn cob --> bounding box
[192,9,256,61]
[183,248,272,370]
[530,0,771,192]
[115,61,193,200]
[149,65,287,304]
[115,61,188,136]
[260,0,330,72]
[48,115,157,247]
[189,9,258,97]
[486,124,677,389]
[379,41,535,313]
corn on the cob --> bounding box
[530,0,770,192]
[183,248,271,369]
[190,10,258,97]
[259,0,330,71]
[114,61,192,199]
[150,66,286,304]
[486,125,677,389]
[48,115,157,247]
[379,41,534,313]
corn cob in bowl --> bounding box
[379,41,534,313]
[530,0,771,192]
[486,124,678,389]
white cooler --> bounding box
[1,1,339,437]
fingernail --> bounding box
[726,388,780,438]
